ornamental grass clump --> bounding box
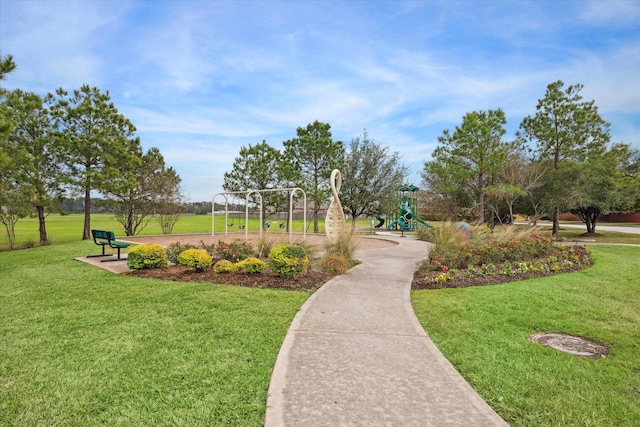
[127,244,168,269]
[255,235,275,259]
[319,254,349,275]
[324,232,359,260]
[177,249,212,272]
[268,244,309,278]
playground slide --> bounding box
[414,216,433,228]
[374,214,385,228]
[386,216,432,231]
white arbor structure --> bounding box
[212,188,307,242]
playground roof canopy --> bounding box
[399,184,419,192]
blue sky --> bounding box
[1,0,639,202]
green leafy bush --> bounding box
[127,244,168,269]
[213,239,254,263]
[235,257,266,274]
[213,259,236,273]
[268,244,309,278]
[166,242,197,264]
[319,254,349,275]
[177,249,213,271]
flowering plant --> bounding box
[213,239,254,263]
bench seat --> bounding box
[89,230,130,262]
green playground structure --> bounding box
[383,184,433,232]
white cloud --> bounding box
[1,0,638,201]
[580,0,640,25]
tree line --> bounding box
[223,122,408,233]
[422,81,640,236]
[4,50,636,248]
[1,55,409,248]
[0,57,181,249]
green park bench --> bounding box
[89,229,130,262]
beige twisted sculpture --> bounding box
[325,169,346,243]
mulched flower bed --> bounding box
[127,265,333,292]
[412,256,594,290]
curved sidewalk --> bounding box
[265,235,508,426]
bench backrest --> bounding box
[91,229,116,242]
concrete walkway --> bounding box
[265,234,508,426]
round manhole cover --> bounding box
[528,332,609,359]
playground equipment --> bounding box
[212,188,307,242]
[374,214,385,228]
[385,184,432,232]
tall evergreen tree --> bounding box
[283,121,344,233]
[223,140,290,223]
[0,54,17,81]
[49,85,137,239]
[1,89,63,244]
[519,81,610,236]
[423,109,515,224]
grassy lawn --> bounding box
[412,245,640,426]
[4,215,639,425]
[531,220,640,244]
[1,213,379,251]
[0,240,309,426]
[556,228,640,244]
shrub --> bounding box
[213,259,236,273]
[319,254,349,275]
[235,257,266,274]
[166,242,197,264]
[177,249,212,271]
[213,239,254,263]
[127,244,168,269]
[268,244,309,278]
[427,227,557,269]
[198,240,217,256]
[290,238,316,259]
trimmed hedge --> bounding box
[235,257,266,274]
[213,259,236,273]
[127,244,168,269]
[177,249,212,271]
[268,244,309,278]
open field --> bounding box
[0,214,382,251]
[4,214,639,252]
[412,245,640,426]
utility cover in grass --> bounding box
[529,332,609,359]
